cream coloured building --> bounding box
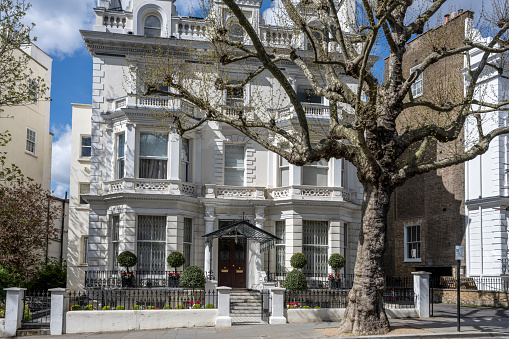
[0,44,53,190]
[68,0,363,290]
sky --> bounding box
[30,0,487,198]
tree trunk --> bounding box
[338,183,391,335]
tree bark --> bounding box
[338,183,391,335]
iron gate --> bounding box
[21,290,50,329]
[261,289,271,323]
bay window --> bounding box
[137,215,166,271]
[139,132,168,179]
[303,220,329,276]
[224,144,245,186]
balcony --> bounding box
[267,186,355,203]
[203,184,265,200]
[110,96,202,118]
[105,179,198,197]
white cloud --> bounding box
[24,0,95,58]
[51,124,72,199]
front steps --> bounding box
[230,289,263,318]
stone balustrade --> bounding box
[105,179,197,196]
[176,18,208,40]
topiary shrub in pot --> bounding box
[283,269,308,290]
[117,251,137,288]
[167,251,185,287]
[328,253,345,289]
[290,253,308,269]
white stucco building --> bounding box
[68,0,363,290]
[464,26,509,279]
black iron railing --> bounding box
[85,270,183,289]
[68,289,217,310]
[431,276,509,291]
[22,290,50,328]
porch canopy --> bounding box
[203,220,281,252]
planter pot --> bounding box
[122,276,135,288]
[167,276,180,288]
[329,279,341,289]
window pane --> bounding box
[303,167,328,186]
[81,136,91,157]
[224,145,244,167]
[137,242,165,271]
[138,216,166,241]
[82,237,88,264]
[112,216,120,241]
[118,134,125,158]
[302,220,328,275]
[140,133,168,157]
[145,15,160,28]
[181,138,189,162]
[224,168,244,186]
[139,159,167,179]
[279,168,289,187]
[137,215,166,272]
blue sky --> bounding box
[31,0,485,198]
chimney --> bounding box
[451,12,457,19]
[444,14,450,24]
[458,9,463,15]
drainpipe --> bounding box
[59,192,67,263]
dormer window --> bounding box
[144,15,161,37]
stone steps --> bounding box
[230,290,263,318]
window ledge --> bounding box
[76,205,90,211]
[25,151,37,158]
[78,264,88,267]
[78,157,91,163]
[403,259,422,263]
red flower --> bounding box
[176,273,180,276]
[335,274,340,278]
[328,274,333,278]
[289,302,294,306]
[196,301,200,304]
[168,273,174,276]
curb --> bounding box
[335,332,503,339]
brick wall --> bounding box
[433,289,509,308]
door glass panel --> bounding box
[235,239,245,263]
[219,239,230,263]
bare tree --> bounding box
[131,0,509,334]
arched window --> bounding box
[227,23,243,43]
[144,15,161,37]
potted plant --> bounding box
[180,265,206,305]
[328,253,345,289]
[117,251,137,288]
[284,253,308,291]
[167,251,186,288]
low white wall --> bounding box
[286,308,418,323]
[65,309,218,333]
[0,318,5,338]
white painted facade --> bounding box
[69,0,363,290]
[464,22,509,278]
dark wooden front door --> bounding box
[218,237,246,288]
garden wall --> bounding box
[65,309,218,333]
[433,289,509,308]
[286,308,418,323]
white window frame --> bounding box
[223,144,245,186]
[225,81,244,106]
[302,220,329,276]
[180,138,192,182]
[138,132,168,179]
[80,235,89,265]
[278,154,289,187]
[183,217,193,269]
[117,133,125,179]
[410,66,423,98]
[302,159,329,186]
[275,220,286,275]
[26,127,37,155]
[79,183,90,205]
[136,215,167,272]
[111,215,120,269]
[404,224,421,262]
[81,135,91,158]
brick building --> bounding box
[384,10,473,278]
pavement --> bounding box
[14,304,509,339]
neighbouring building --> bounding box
[0,44,53,190]
[384,11,472,278]
[68,0,363,290]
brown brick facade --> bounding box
[384,11,473,278]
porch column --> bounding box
[204,205,215,279]
[254,206,266,287]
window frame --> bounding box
[302,220,329,276]
[275,220,286,275]
[26,127,37,155]
[111,215,120,269]
[117,133,125,179]
[183,217,193,269]
[80,135,92,158]
[138,132,169,179]
[404,224,421,262]
[225,81,244,106]
[136,215,167,272]
[79,183,90,205]
[180,138,192,182]
[302,159,329,186]
[80,235,89,266]
[410,65,423,98]
[223,144,245,186]
[143,14,162,37]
